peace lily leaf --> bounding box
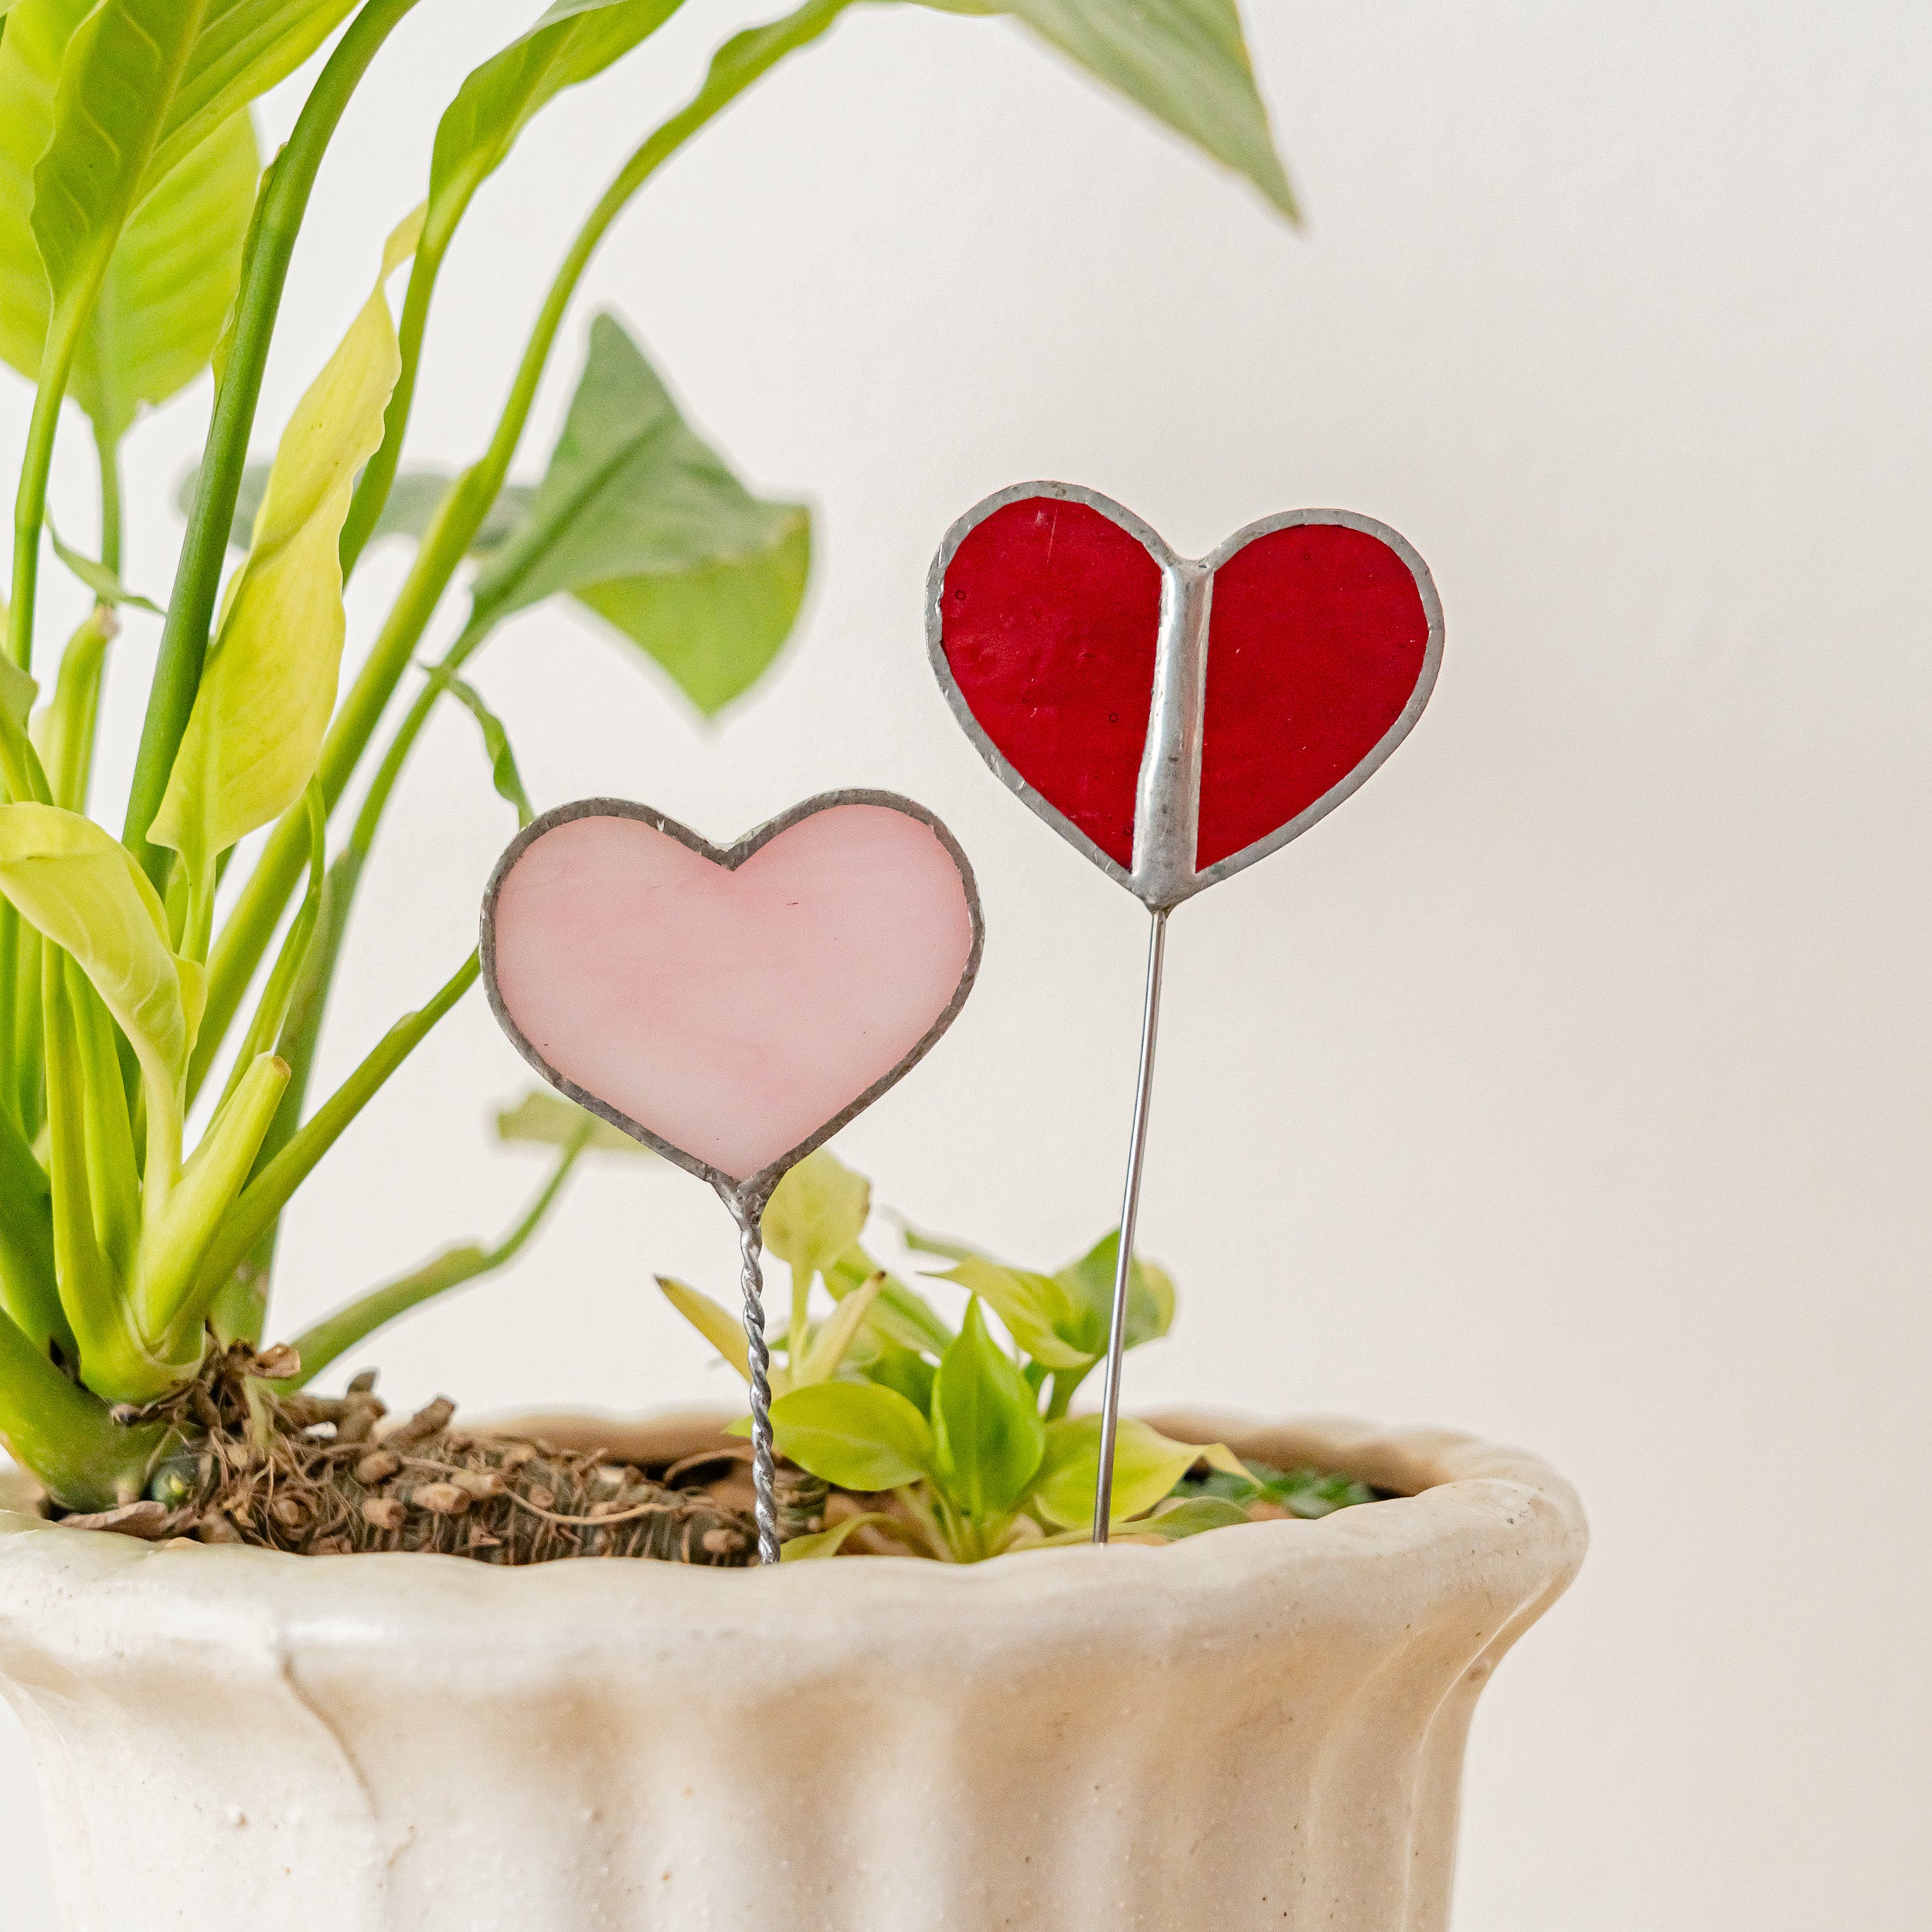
[1031,1414,1238,1530]
[1056,1229,1175,1352]
[29,0,205,382]
[468,313,811,716]
[932,1298,1045,1517]
[32,607,113,809]
[151,216,410,886]
[937,1255,1092,1370]
[495,1088,653,1156]
[144,0,359,197]
[767,1380,934,1492]
[73,108,260,444]
[766,1148,872,1284]
[439,673,532,826]
[0,803,196,1170]
[914,0,1294,218]
[46,524,162,614]
[425,0,685,258]
[656,1274,750,1383]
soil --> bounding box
[39,1344,1383,1566]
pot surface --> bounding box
[0,1412,1584,1932]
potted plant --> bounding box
[0,3,1585,1927]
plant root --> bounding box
[95,1345,765,1565]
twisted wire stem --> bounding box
[734,1206,781,1566]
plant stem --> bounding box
[284,1123,589,1387]
[93,420,122,577]
[121,0,425,889]
[182,948,480,1321]
[8,367,66,675]
[198,2,847,1067]
[338,233,447,576]
[0,1305,165,1512]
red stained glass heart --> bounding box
[928,486,1441,901]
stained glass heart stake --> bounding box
[929,482,1444,1543]
[481,790,984,1563]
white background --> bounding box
[5,2,1930,1925]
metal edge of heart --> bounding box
[478,789,986,1209]
[924,480,1447,910]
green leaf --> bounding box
[425,0,685,258]
[132,1049,287,1341]
[31,606,110,811]
[185,461,534,556]
[1056,1229,1175,1353]
[931,1298,1045,1518]
[468,313,811,716]
[46,522,161,613]
[1137,1495,1252,1539]
[72,107,260,444]
[0,802,197,1173]
[1030,1414,1231,1530]
[827,1245,953,1355]
[937,1255,1093,1369]
[496,1087,654,1156]
[765,1148,871,1284]
[29,1,206,376]
[797,1267,882,1384]
[150,215,410,887]
[913,0,1294,218]
[777,1510,906,1560]
[142,0,360,198]
[767,1379,934,1492]
[0,655,39,739]
[438,672,532,826]
[656,1274,750,1383]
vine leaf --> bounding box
[913,0,1294,218]
[468,314,811,718]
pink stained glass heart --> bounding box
[482,794,982,1188]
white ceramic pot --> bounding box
[0,1412,1583,1932]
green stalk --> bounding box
[182,948,480,1323]
[94,420,122,577]
[197,0,850,1067]
[121,0,427,888]
[284,1122,589,1388]
[0,1305,165,1512]
[338,232,447,576]
[9,355,69,675]
[0,1098,66,1360]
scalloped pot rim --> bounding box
[0,1411,1584,1628]
[0,1413,1586,1932]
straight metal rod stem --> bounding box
[1093,905,1170,1543]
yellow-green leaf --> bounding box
[767,1380,934,1492]
[0,802,196,1172]
[496,1088,655,1156]
[1030,1415,1235,1530]
[150,217,410,883]
[798,1268,882,1386]
[777,1510,904,1560]
[937,1255,1092,1369]
[656,1274,750,1383]
[764,1148,871,1285]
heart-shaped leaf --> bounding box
[766,1148,872,1285]
[931,1297,1046,1518]
[767,1379,935,1492]
[468,314,811,716]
